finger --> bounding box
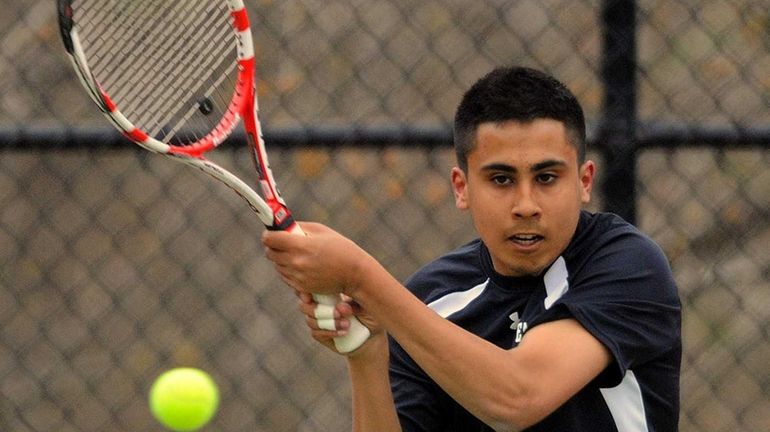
[305,315,349,334]
[261,228,300,251]
[317,318,337,331]
[335,294,362,316]
[314,303,338,330]
[335,301,355,317]
[297,291,315,304]
[314,303,336,320]
[263,245,293,266]
[295,221,325,235]
[298,300,344,326]
[297,298,319,317]
[293,289,315,303]
[273,268,301,292]
[272,262,309,290]
[311,328,347,345]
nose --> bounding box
[511,185,541,219]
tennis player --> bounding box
[263,66,681,431]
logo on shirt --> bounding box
[509,312,528,344]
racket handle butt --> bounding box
[335,315,371,353]
[313,293,371,353]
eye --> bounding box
[491,173,514,186]
[537,173,557,184]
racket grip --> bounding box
[284,224,370,352]
[313,293,371,353]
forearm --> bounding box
[349,258,532,429]
[348,333,401,432]
[262,224,602,428]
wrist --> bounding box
[347,331,388,363]
[344,249,377,299]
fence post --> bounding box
[599,0,638,224]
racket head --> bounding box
[57,0,254,157]
[58,0,370,351]
[57,0,290,228]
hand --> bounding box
[262,222,371,298]
[294,291,383,355]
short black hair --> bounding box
[453,66,586,171]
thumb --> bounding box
[261,228,296,250]
[297,221,339,236]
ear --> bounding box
[579,160,596,204]
[451,167,469,210]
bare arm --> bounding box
[348,334,401,432]
[263,223,611,430]
[289,287,401,431]
[350,256,611,429]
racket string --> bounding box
[73,0,238,145]
[133,2,231,137]
[157,59,237,144]
[146,9,236,142]
[130,2,233,141]
[87,1,169,95]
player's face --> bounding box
[452,119,595,277]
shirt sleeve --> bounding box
[534,229,682,387]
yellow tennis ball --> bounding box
[149,368,219,432]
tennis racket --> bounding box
[57,0,370,353]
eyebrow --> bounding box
[480,159,568,174]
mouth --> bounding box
[508,233,544,247]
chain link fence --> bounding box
[1,0,769,431]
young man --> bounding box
[263,66,681,431]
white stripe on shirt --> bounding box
[427,279,489,318]
[543,256,569,309]
[600,370,649,432]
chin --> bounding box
[504,258,553,277]
[503,264,545,278]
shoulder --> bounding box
[564,211,678,300]
[569,211,671,270]
[548,214,681,385]
[404,239,488,303]
[571,211,647,246]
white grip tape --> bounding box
[313,293,371,353]
[314,304,337,331]
[286,226,369,352]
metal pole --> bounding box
[599,0,638,224]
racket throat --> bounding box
[265,203,296,231]
[244,124,295,230]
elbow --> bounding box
[482,409,542,432]
[483,409,528,432]
[481,411,532,432]
[479,388,551,431]
[486,421,521,432]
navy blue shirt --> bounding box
[390,211,681,431]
